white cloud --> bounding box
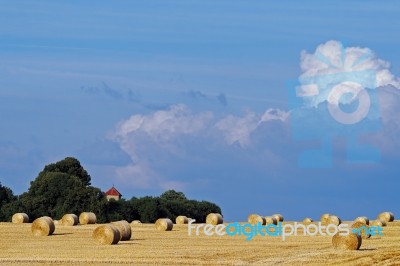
[111,104,289,189]
[115,104,212,142]
[112,104,213,189]
[216,108,289,147]
[294,41,400,164]
[215,112,259,147]
[299,40,400,107]
[108,41,400,191]
[114,104,213,160]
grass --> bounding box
[0,221,399,265]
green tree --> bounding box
[130,191,221,223]
[0,182,16,221]
[133,196,171,223]
[1,159,222,223]
[0,182,15,206]
[160,190,187,201]
[23,157,107,220]
[81,186,108,223]
[104,199,124,222]
[119,199,139,222]
[1,196,26,222]
[187,200,221,223]
[41,157,91,186]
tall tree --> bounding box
[0,182,16,220]
[160,190,187,201]
[23,157,106,220]
[0,182,15,206]
[41,157,91,186]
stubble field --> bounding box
[0,221,399,265]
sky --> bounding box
[1,0,399,222]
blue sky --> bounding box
[1,1,399,222]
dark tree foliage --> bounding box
[0,182,16,221]
[41,157,91,186]
[0,158,222,223]
[0,157,108,221]
[133,196,171,223]
[128,193,221,223]
[160,190,187,201]
[0,197,26,221]
[0,182,15,206]
[23,164,108,220]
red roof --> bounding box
[105,186,121,196]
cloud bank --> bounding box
[106,41,400,217]
[112,104,288,189]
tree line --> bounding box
[0,157,221,223]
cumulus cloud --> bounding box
[298,40,400,107]
[216,108,288,147]
[114,104,213,147]
[111,104,289,188]
[112,105,214,189]
[300,40,400,87]
[114,105,288,152]
[215,113,259,147]
[107,40,400,191]
[288,40,400,168]
[297,40,400,127]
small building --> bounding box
[105,186,122,201]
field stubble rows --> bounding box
[0,221,399,265]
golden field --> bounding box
[0,221,399,265]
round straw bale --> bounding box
[328,215,341,226]
[155,218,173,231]
[370,219,387,227]
[131,220,142,225]
[61,214,78,226]
[31,216,55,236]
[264,216,278,225]
[176,215,189,224]
[272,214,284,222]
[248,214,266,225]
[206,213,223,225]
[79,212,97,225]
[332,232,362,250]
[303,218,313,224]
[354,216,369,225]
[12,213,29,224]
[320,213,331,225]
[378,212,394,223]
[351,221,371,239]
[111,220,131,241]
[92,224,120,245]
[53,220,59,225]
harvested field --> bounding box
[0,221,399,265]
